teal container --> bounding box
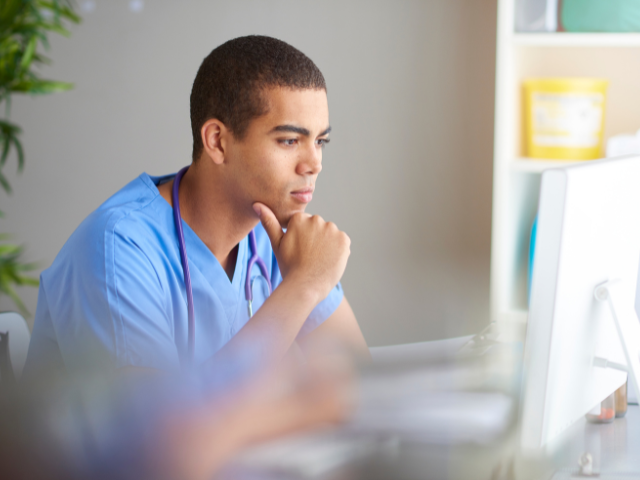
[528,215,538,305]
[562,0,640,32]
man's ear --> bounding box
[200,119,230,165]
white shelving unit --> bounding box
[513,33,640,47]
[491,1,640,325]
[510,158,583,173]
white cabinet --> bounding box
[491,0,640,324]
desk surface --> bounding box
[350,406,640,480]
[222,407,640,480]
[546,404,640,478]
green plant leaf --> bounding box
[12,134,23,171]
[19,35,37,71]
[0,169,12,194]
[0,119,21,135]
[0,235,39,315]
[9,79,73,94]
[0,133,10,166]
[31,80,74,94]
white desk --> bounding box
[346,406,640,480]
[545,405,640,479]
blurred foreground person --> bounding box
[1,342,355,480]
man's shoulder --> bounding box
[44,173,172,279]
[79,173,169,240]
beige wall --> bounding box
[1,0,497,346]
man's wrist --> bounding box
[280,271,326,306]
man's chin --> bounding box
[276,207,308,228]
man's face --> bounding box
[224,87,330,226]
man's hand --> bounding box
[215,204,352,363]
[252,203,350,303]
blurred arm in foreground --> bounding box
[0,342,355,480]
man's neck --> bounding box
[157,161,257,278]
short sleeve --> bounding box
[107,232,180,370]
[26,228,179,375]
[297,283,344,337]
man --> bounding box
[25,35,368,375]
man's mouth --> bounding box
[290,187,314,204]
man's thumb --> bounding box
[253,202,283,247]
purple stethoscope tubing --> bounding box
[246,228,273,316]
[172,166,195,363]
[172,166,273,362]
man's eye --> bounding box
[278,139,297,146]
[316,138,330,147]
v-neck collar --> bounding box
[182,221,247,292]
[176,212,248,324]
[146,172,249,322]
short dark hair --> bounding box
[190,35,326,161]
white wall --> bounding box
[1,0,497,346]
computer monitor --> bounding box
[520,155,640,450]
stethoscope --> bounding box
[172,166,273,361]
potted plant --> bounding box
[0,0,79,314]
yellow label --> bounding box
[531,92,604,148]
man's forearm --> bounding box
[210,273,321,363]
[299,297,370,361]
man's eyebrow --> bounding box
[271,125,310,136]
[270,125,332,136]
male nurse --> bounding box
[24,35,368,376]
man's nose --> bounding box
[296,144,323,176]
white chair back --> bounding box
[0,311,31,380]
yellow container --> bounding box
[523,78,608,160]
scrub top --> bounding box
[24,173,343,375]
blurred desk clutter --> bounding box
[220,325,640,480]
[222,326,525,480]
[4,313,638,479]
[516,0,640,33]
[546,405,640,480]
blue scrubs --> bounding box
[24,173,343,374]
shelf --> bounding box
[510,158,587,173]
[513,33,640,48]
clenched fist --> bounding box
[252,202,350,303]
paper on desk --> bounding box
[351,390,514,445]
[227,429,376,478]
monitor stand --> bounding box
[594,280,640,401]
